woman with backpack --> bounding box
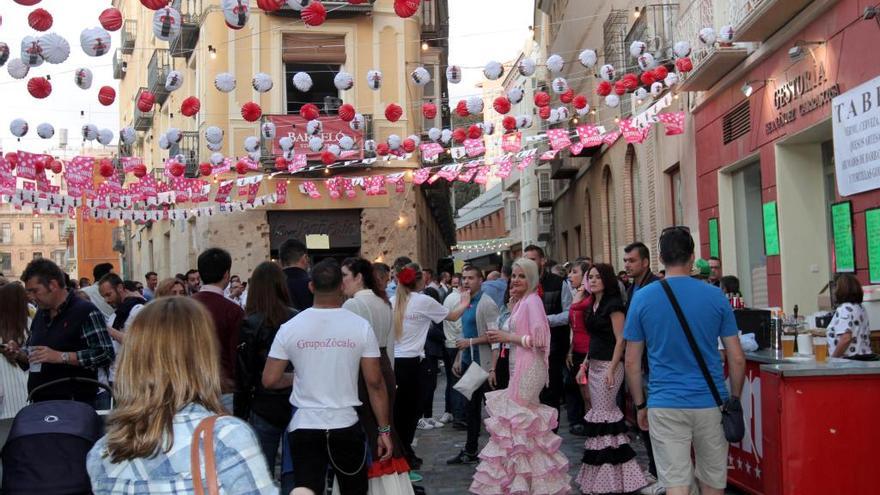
[234,261,297,473]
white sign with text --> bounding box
[832,75,880,196]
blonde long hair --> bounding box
[392,262,422,341]
[103,297,225,463]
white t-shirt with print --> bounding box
[268,307,380,431]
[826,302,872,357]
[392,292,449,358]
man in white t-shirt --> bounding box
[263,260,392,495]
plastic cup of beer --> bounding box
[813,337,828,363]
[782,335,795,358]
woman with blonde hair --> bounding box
[154,277,187,298]
[86,297,275,494]
[471,258,571,494]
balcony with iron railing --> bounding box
[169,131,200,177]
[170,0,203,59]
[730,0,814,42]
[420,0,449,37]
[272,1,375,17]
[675,0,753,92]
[147,49,172,106]
[134,87,154,131]
[121,20,136,55]
[113,49,126,80]
[623,3,680,112]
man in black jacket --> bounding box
[279,239,313,311]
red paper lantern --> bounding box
[27,77,52,99]
[539,106,552,120]
[241,102,262,122]
[28,8,52,31]
[320,150,336,165]
[50,159,63,174]
[455,100,470,118]
[256,0,285,12]
[534,91,551,107]
[376,143,390,156]
[181,96,201,117]
[402,138,416,153]
[596,80,612,97]
[235,159,249,175]
[167,161,184,177]
[422,102,437,119]
[133,163,148,178]
[493,96,511,115]
[348,0,369,4]
[467,125,482,140]
[653,65,669,81]
[613,80,627,96]
[338,103,356,122]
[301,1,327,26]
[675,57,693,73]
[502,115,517,131]
[99,8,123,31]
[4,153,19,170]
[452,128,467,143]
[139,0,169,10]
[34,156,47,174]
[13,0,42,5]
[640,71,656,86]
[98,86,116,106]
[99,159,115,178]
[198,162,213,176]
[274,156,288,171]
[622,74,639,91]
[384,103,403,123]
[300,103,320,121]
[137,91,155,112]
[560,89,575,104]
[572,94,588,109]
[394,0,420,18]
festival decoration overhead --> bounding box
[292,71,313,92]
[349,113,365,131]
[75,68,93,89]
[21,37,43,67]
[410,66,431,86]
[578,49,598,68]
[483,61,504,81]
[0,43,8,68]
[37,32,70,64]
[97,128,114,146]
[222,0,251,30]
[261,122,276,139]
[82,124,98,141]
[286,0,311,10]
[14,0,43,5]
[366,70,382,90]
[699,27,716,45]
[28,8,52,31]
[446,65,462,84]
[518,57,536,76]
[507,87,524,104]
[205,126,224,144]
[674,41,691,58]
[241,102,262,122]
[422,103,437,119]
[546,54,564,74]
[257,0,285,12]
[98,86,116,106]
[165,70,184,91]
[140,0,169,10]
[181,96,200,117]
[99,8,123,31]
[80,27,111,56]
[27,76,51,99]
[393,0,420,18]
[334,71,353,90]
[137,91,155,112]
[252,72,273,92]
[338,103,356,122]
[215,73,236,92]
[152,7,181,41]
[300,103,320,121]
[300,1,327,26]
[120,127,136,145]
[37,122,54,139]
[306,120,322,135]
[466,96,483,115]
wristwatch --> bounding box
[61,352,69,364]
[635,402,647,410]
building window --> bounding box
[561,231,569,261]
[584,188,593,260]
[1,224,10,244]
[504,198,520,231]
[627,145,643,241]
[49,222,54,231]
[538,171,552,202]
[19,223,24,231]
[33,252,42,260]
[285,63,341,115]
[732,162,768,308]
[32,223,43,244]
[19,252,25,261]
[0,252,10,272]
[57,221,64,239]
[51,250,65,267]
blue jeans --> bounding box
[443,347,466,421]
[249,413,285,476]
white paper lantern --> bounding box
[604,94,620,108]
[674,41,692,58]
[518,58,536,77]
[665,72,680,87]
[80,27,111,57]
[630,41,647,58]
[248,150,261,163]
[120,126,136,145]
[634,88,648,101]
[165,70,184,92]
[222,0,251,30]
[157,134,170,150]
[699,27,717,45]
[349,113,365,131]
[547,108,560,124]
[507,87,524,104]
[364,139,376,153]
[210,152,225,165]
[719,25,735,43]
[407,134,421,147]
[575,104,591,116]
[446,65,462,84]
[292,71,312,92]
[637,53,656,71]
[387,134,402,150]
[279,136,294,151]
[205,126,224,144]
[366,70,382,90]
[207,141,223,152]
[165,128,181,144]
[153,7,181,41]
[440,129,453,144]
[552,77,569,94]
[516,115,532,129]
[286,0,311,10]
[466,96,484,115]
[37,122,54,139]
[556,107,570,121]
[38,33,70,64]
[322,145,338,158]
[10,119,28,138]
[546,54,565,74]
[7,58,29,79]
[308,136,323,152]
[306,120,322,136]
[74,68,93,89]
[334,71,353,90]
[0,43,8,68]
[82,124,98,141]
[252,72,273,93]
[214,72,236,93]
[244,136,260,153]
[483,61,504,81]
[97,128,114,146]
[427,127,441,141]
[651,81,664,96]
[479,123,494,136]
[578,49,598,68]
[21,37,43,67]
[261,122,276,139]
[599,64,615,81]
[410,66,431,86]
[339,135,355,151]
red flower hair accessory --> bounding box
[397,267,418,286]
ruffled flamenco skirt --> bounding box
[469,388,571,494]
[576,360,647,495]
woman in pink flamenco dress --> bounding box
[470,258,571,495]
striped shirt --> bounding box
[86,403,276,494]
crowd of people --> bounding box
[0,224,870,494]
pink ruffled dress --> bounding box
[470,292,571,495]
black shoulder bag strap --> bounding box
[659,279,723,408]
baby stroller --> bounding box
[1,377,111,494]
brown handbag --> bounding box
[191,415,224,495]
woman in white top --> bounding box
[391,263,470,472]
[0,282,31,419]
[341,258,414,495]
[827,274,873,358]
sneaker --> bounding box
[408,471,424,483]
[446,450,479,465]
[427,418,445,428]
[416,418,434,430]
[439,412,454,423]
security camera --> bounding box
[788,45,805,61]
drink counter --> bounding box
[728,350,880,494]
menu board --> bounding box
[831,201,855,273]
[762,201,780,256]
[708,218,720,258]
[867,208,880,283]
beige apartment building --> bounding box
[113,0,454,278]
[0,210,69,279]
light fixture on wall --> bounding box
[634,6,641,18]
[421,42,429,51]
[208,45,217,60]
[741,79,772,98]
[788,40,824,61]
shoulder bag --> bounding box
[659,280,745,443]
[191,415,224,495]
[453,342,489,401]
